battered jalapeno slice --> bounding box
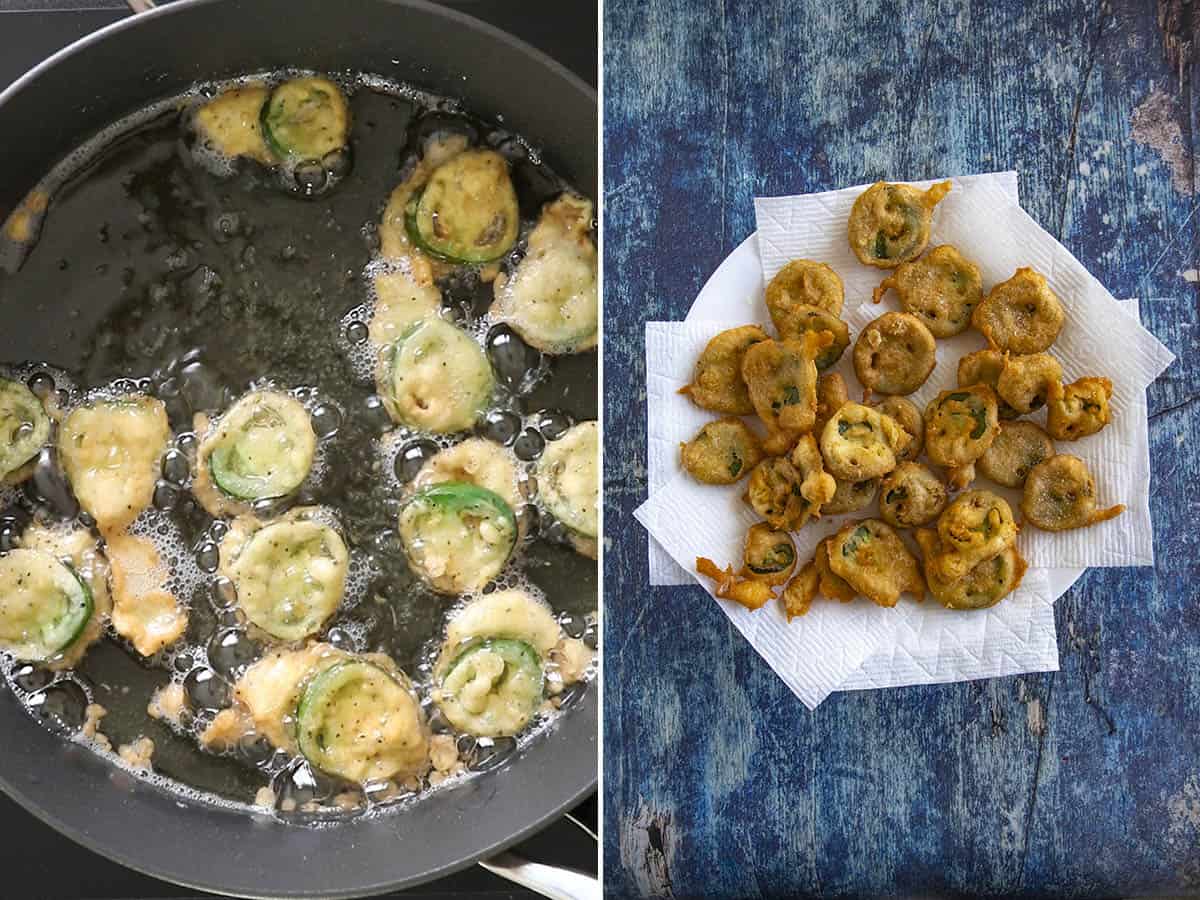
[741,523,796,586]
[869,396,923,462]
[744,457,804,530]
[814,372,849,438]
[206,391,315,502]
[853,312,937,397]
[1021,454,1125,532]
[438,639,544,738]
[996,352,1062,415]
[0,549,93,662]
[260,77,350,163]
[536,422,598,555]
[384,317,494,433]
[915,528,1027,611]
[767,304,850,371]
[847,180,952,269]
[923,385,1000,470]
[972,266,1065,354]
[742,332,829,437]
[878,462,948,529]
[398,482,517,594]
[490,193,598,354]
[957,349,1020,419]
[295,659,427,782]
[0,377,49,482]
[827,519,924,607]
[765,259,844,316]
[679,418,764,485]
[193,84,273,165]
[406,149,519,264]
[822,476,879,515]
[872,244,983,337]
[679,325,769,416]
[788,434,837,527]
[1046,377,1113,441]
[819,402,909,482]
[931,490,1018,583]
[977,421,1055,488]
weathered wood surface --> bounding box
[603,0,1199,896]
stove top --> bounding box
[0,1,597,897]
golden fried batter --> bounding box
[869,396,923,462]
[957,349,1019,419]
[872,244,983,338]
[923,385,1000,474]
[696,557,774,610]
[996,352,1063,415]
[781,562,818,621]
[822,476,879,514]
[827,519,924,607]
[814,372,849,438]
[878,462,948,529]
[1046,377,1113,441]
[744,457,804,530]
[679,417,765,485]
[741,523,797,586]
[915,528,1027,611]
[742,331,831,438]
[972,267,1065,354]
[765,259,844,316]
[853,312,937,397]
[977,421,1055,488]
[847,180,952,269]
[768,304,850,371]
[788,434,837,528]
[820,402,910,482]
[1021,454,1125,532]
[930,490,1019,582]
[679,325,768,415]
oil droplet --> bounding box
[394,440,438,483]
[512,427,545,461]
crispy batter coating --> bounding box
[822,476,879,514]
[680,417,765,485]
[872,244,982,337]
[847,181,952,269]
[768,304,850,371]
[813,536,858,602]
[869,396,923,462]
[931,490,1019,582]
[879,462,948,529]
[781,561,818,621]
[915,528,1027,611]
[679,325,768,415]
[827,519,924,607]
[977,421,1055,488]
[742,331,831,439]
[1046,377,1113,441]
[923,385,1000,473]
[744,457,805,530]
[741,523,797,586]
[853,312,937,397]
[788,435,837,528]
[765,259,845,316]
[820,402,910,482]
[814,372,849,438]
[696,557,774,610]
[1021,454,1125,532]
[957,349,1020,419]
[972,267,1065,354]
[996,352,1063,415]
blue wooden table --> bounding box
[602,1,1198,895]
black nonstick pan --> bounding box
[0,1,597,896]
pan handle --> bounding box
[479,852,600,900]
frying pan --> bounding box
[0,1,597,896]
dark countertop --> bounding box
[0,1,597,898]
[603,0,1199,897]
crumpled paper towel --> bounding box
[635,169,1172,707]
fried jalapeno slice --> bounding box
[869,396,923,462]
[788,434,837,527]
[872,244,983,337]
[847,180,952,269]
[878,462,948,529]
[977,421,1055,488]
[996,352,1062,415]
[768,304,850,371]
[957,349,1020,419]
[820,402,909,482]
[680,418,764,485]
[972,266,1065,354]
[765,259,845,316]
[814,372,849,439]
[923,385,1000,474]
[1021,454,1125,532]
[741,523,796,586]
[744,457,804,530]
[822,476,879,515]
[853,312,937,397]
[742,331,830,441]
[679,325,769,416]
[930,490,1018,582]
[1046,377,1113,441]
[827,519,924,607]
[915,528,1027,611]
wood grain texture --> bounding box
[602,0,1199,896]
